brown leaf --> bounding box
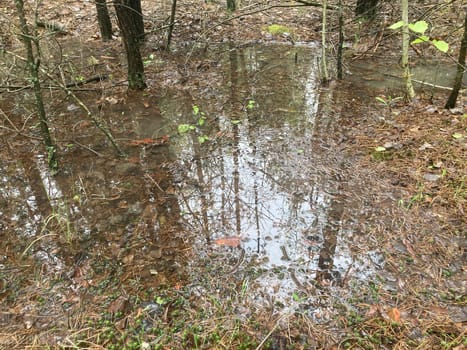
[108,296,129,314]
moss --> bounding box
[266,24,292,35]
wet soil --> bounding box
[0,0,466,349]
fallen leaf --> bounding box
[387,307,401,323]
[128,136,170,146]
[214,236,241,247]
[108,296,129,314]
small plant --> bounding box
[375,95,403,108]
[371,146,392,161]
[389,20,449,53]
[177,105,209,144]
[143,53,155,66]
[246,99,255,110]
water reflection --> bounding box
[157,45,379,293]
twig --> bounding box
[255,313,291,350]
[65,75,108,88]
[21,233,57,258]
[4,49,125,156]
[384,72,465,91]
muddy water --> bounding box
[1,43,401,331]
[149,44,388,305]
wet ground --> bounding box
[1,38,465,348]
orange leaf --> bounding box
[128,136,170,146]
[214,236,241,247]
[387,307,401,323]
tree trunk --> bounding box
[445,12,467,109]
[129,0,145,39]
[401,0,415,100]
[355,0,379,19]
[166,0,177,50]
[14,0,58,173]
[95,0,112,41]
[321,0,329,83]
[337,0,344,80]
[114,0,146,89]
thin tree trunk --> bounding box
[337,0,344,80]
[445,12,467,109]
[14,0,58,173]
[95,0,113,41]
[166,0,177,50]
[114,0,146,89]
[401,0,415,100]
[321,0,329,83]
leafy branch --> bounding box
[389,20,449,53]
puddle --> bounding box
[1,42,441,325]
[346,57,467,93]
[144,44,389,304]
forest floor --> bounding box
[0,0,466,349]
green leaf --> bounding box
[198,135,209,144]
[292,292,300,301]
[178,124,191,134]
[408,20,428,34]
[375,146,386,152]
[375,96,387,105]
[411,35,430,44]
[197,117,205,126]
[432,40,449,53]
[231,120,241,125]
[452,132,463,139]
[154,296,166,305]
[192,105,199,115]
[389,21,404,30]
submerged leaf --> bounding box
[214,236,241,247]
[178,124,192,134]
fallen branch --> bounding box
[36,20,67,34]
[65,74,108,88]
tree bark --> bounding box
[95,0,112,41]
[337,0,344,80]
[114,0,146,89]
[166,0,177,50]
[14,0,58,173]
[445,12,467,109]
[321,0,329,83]
[355,0,379,19]
[129,0,145,39]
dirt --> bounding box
[0,0,466,349]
